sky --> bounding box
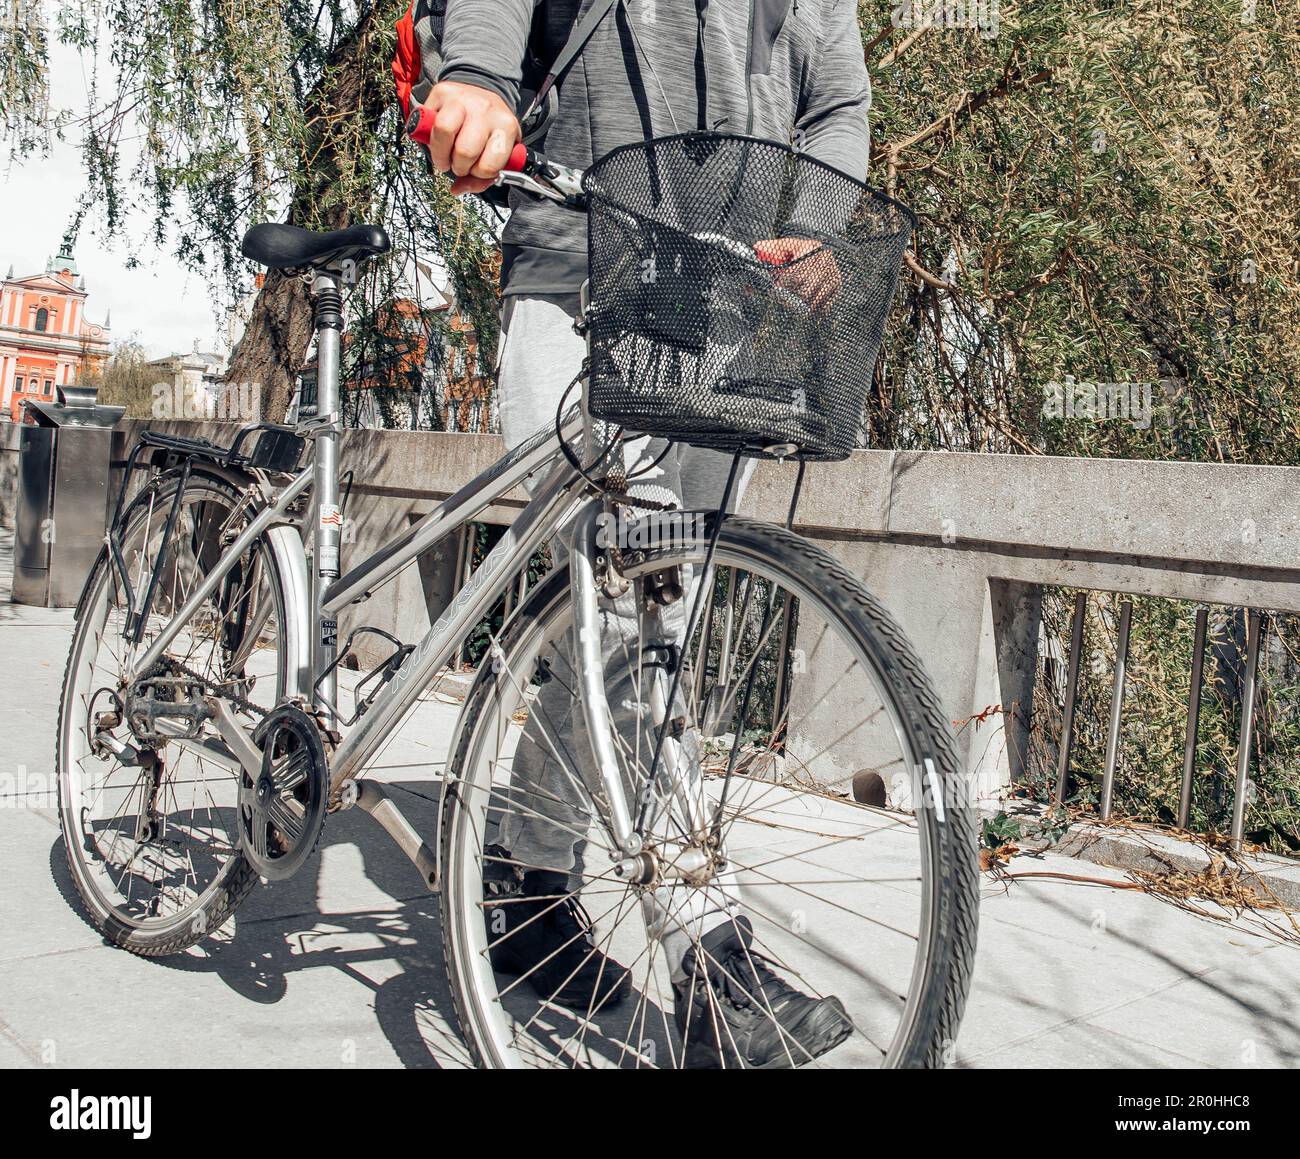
[1,34,229,359]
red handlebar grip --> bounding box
[406,112,528,176]
[406,104,435,147]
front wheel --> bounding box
[440,515,978,1068]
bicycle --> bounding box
[56,130,979,1069]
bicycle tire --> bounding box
[439,515,978,1068]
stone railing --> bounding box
[54,420,1293,805]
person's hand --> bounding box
[419,80,521,195]
[753,237,841,310]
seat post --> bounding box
[309,269,344,727]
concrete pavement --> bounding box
[1,530,1297,1069]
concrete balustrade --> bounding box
[52,419,1294,803]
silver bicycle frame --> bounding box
[130,275,584,742]
[133,269,654,871]
[329,444,582,788]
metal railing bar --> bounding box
[1099,598,1133,822]
[1230,609,1264,849]
[1053,590,1087,804]
[1178,605,1209,829]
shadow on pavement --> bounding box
[48,779,471,1067]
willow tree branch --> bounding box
[880,65,1054,159]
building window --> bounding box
[34,308,48,332]
[44,380,53,396]
[14,377,23,393]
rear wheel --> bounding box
[56,467,288,955]
[440,516,978,1068]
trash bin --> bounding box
[12,385,124,608]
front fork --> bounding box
[568,499,641,855]
[570,279,705,866]
[568,497,708,866]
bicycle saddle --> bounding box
[241,222,391,270]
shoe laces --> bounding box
[701,943,790,1013]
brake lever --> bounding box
[405,108,587,207]
[496,163,586,209]
[496,168,566,201]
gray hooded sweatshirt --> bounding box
[437,0,872,295]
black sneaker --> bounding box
[673,916,852,1068]
[483,855,631,1012]
[482,843,524,906]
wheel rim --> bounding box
[59,479,285,935]
[445,529,958,1069]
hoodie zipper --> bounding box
[744,0,756,133]
[696,0,711,129]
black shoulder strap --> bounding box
[525,0,620,115]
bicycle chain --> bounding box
[152,655,268,719]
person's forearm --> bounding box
[437,0,536,109]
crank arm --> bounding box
[205,699,263,776]
[349,781,438,890]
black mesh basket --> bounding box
[583,132,916,462]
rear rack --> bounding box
[107,424,306,644]
[124,424,305,477]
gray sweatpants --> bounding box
[493,293,754,973]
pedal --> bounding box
[237,704,329,881]
[125,669,213,744]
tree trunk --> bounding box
[228,270,315,423]
[224,5,393,422]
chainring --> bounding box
[237,704,329,881]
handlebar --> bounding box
[404,107,585,206]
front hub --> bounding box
[612,842,725,888]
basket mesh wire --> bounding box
[582,132,915,462]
